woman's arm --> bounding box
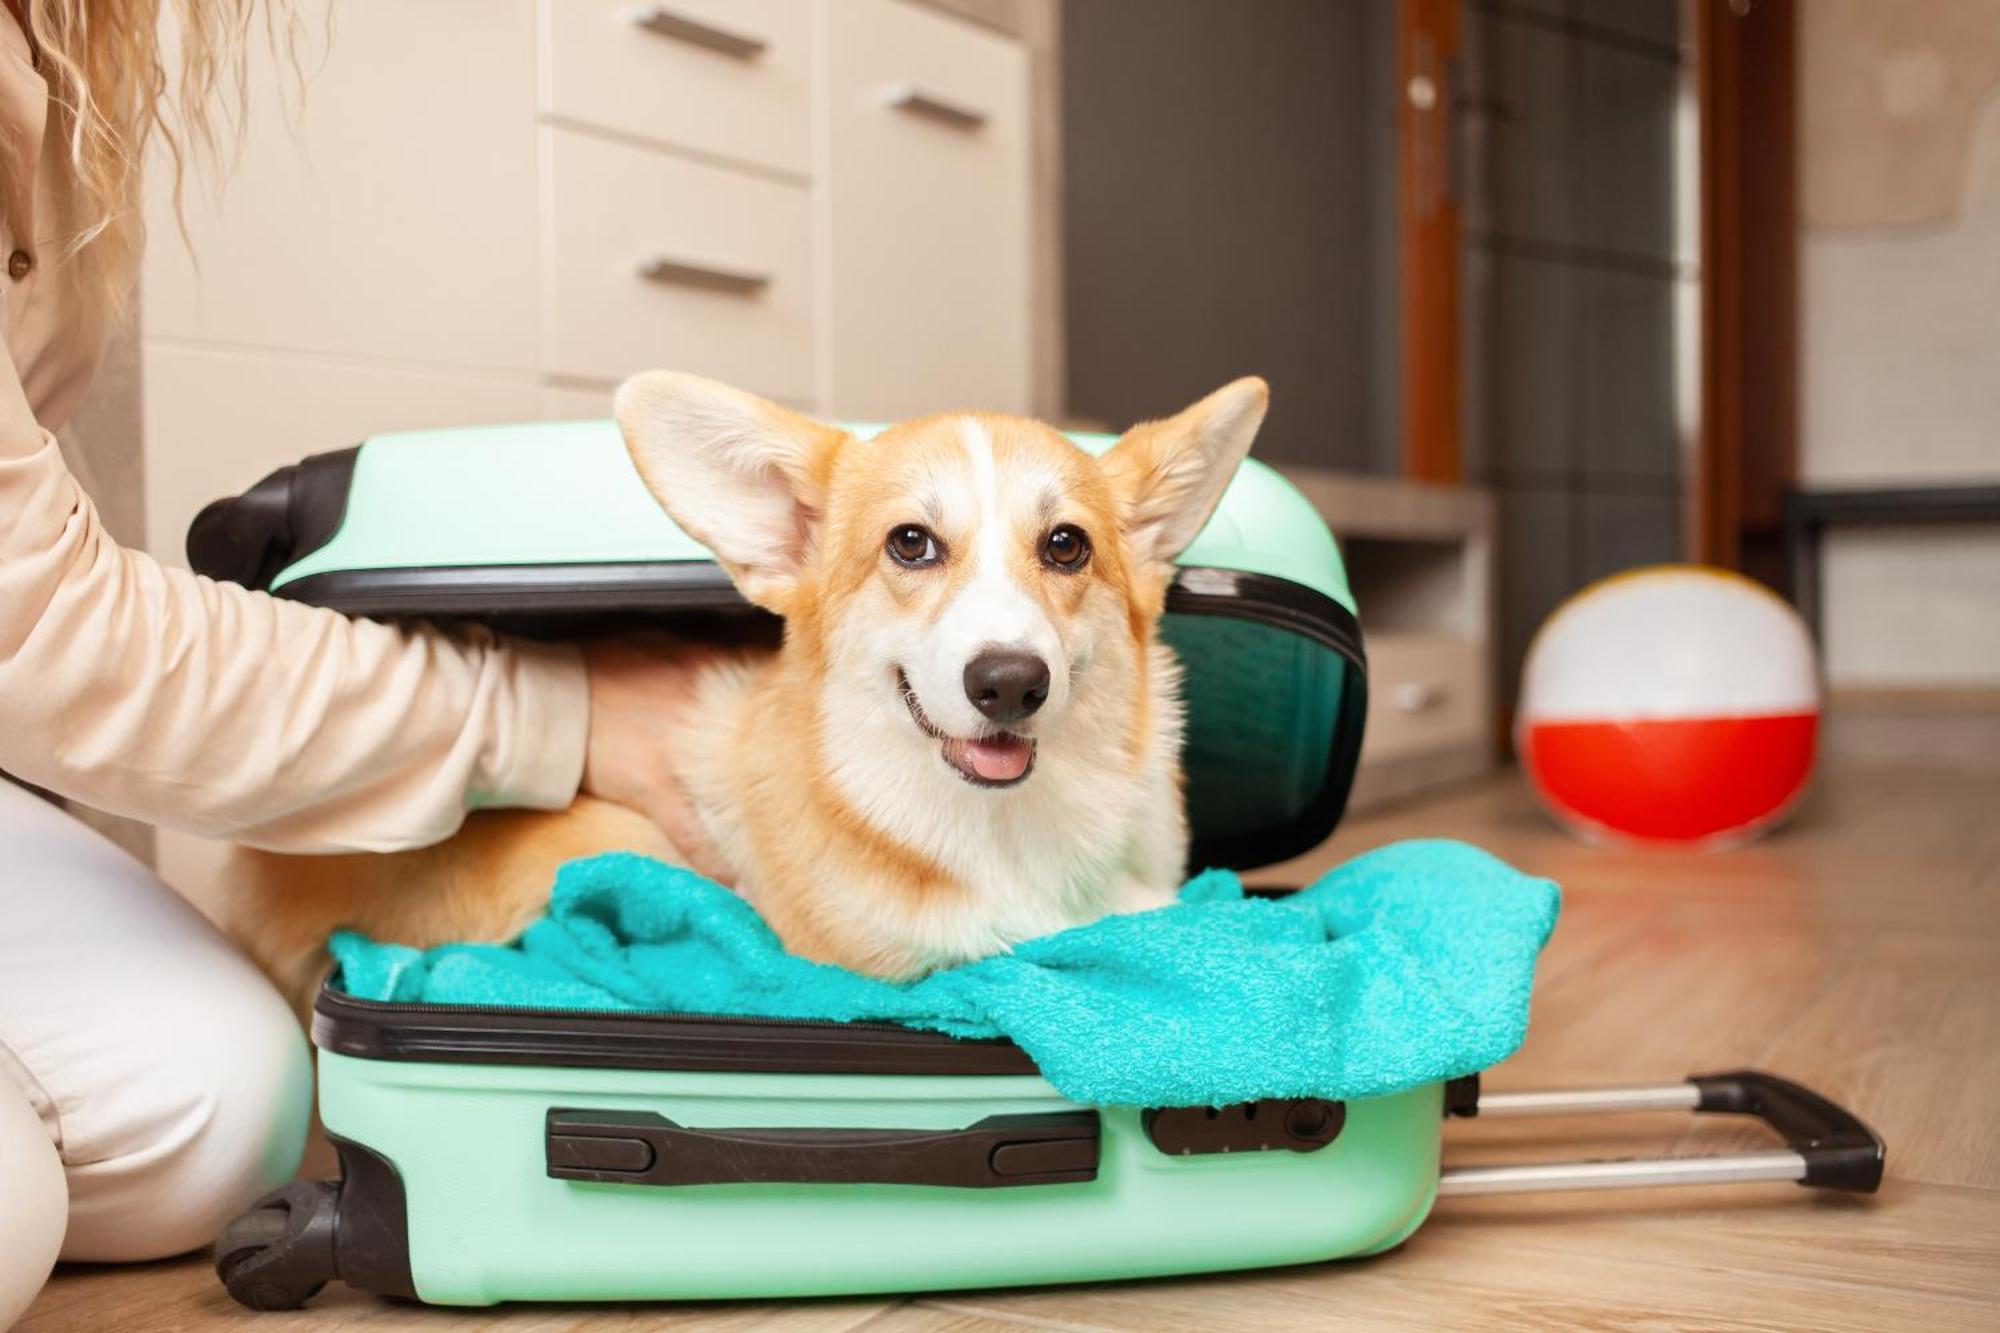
[0,350,592,853]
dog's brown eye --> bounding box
[1044,524,1091,570]
[886,524,941,567]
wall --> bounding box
[1459,0,1690,705]
[1063,0,1689,703]
[1798,0,2000,688]
[1060,0,1400,470]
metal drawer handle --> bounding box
[636,256,771,296]
[1393,680,1447,713]
[880,83,988,131]
[626,4,768,60]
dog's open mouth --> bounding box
[895,669,1036,788]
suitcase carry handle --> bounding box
[1437,1068,1884,1197]
[545,1107,1100,1188]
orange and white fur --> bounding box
[217,371,1270,1008]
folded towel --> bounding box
[330,839,1559,1107]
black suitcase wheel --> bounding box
[215,1179,340,1311]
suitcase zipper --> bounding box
[312,985,1042,1076]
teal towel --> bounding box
[329,839,1559,1107]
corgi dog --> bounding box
[217,371,1269,1007]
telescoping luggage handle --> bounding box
[545,1107,1101,1189]
[1438,1069,1885,1196]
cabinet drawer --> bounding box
[540,0,812,177]
[1360,634,1488,763]
[821,0,1031,418]
[543,128,814,401]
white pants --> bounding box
[0,782,312,1328]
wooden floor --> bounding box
[21,700,2000,1331]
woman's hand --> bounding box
[580,636,734,882]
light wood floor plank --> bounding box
[1427,1177,2000,1308]
[920,1217,1993,1333]
[1668,931,2000,1190]
[850,1307,1088,1333]
[18,1258,896,1333]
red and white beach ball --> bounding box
[1517,566,1821,847]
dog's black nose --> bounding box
[964,651,1050,724]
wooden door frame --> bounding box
[1398,0,1800,558]
[1397,0,1463,485]
[1695,0,1798,580]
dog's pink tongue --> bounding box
[965,734,1033,782]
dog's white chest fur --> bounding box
[908,759,1183,969]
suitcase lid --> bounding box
[188,419,1366,869]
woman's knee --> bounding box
[59,970,312,1263]
[0,1083,67,1327]
[0,787,314,1262]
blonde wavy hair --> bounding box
[15,0,307,318]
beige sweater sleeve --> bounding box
[0,350,590,852]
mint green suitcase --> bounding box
[190,422,1882,1310]
[222,997,1879,1309]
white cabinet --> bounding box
[818,0,1033,419]
[1280,469,1499,810]
[540,0,814,178]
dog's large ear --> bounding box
[616,371,846,612]
[1101,377,1268,569]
